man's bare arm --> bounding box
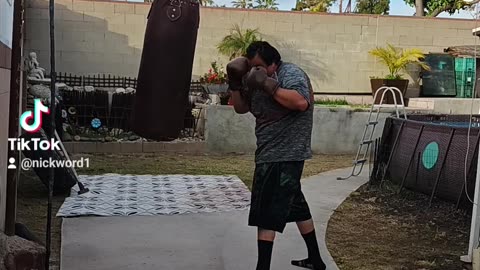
[230,90,250,114]
[272,88,309,112]
[246,66,310,112]
[226,57,250,114]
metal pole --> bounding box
[5,0,23,236]
[463,135,480,263]
[428,129,455,207]
[379,121,405,187]
[46,0,56,268]
[398,125,424,194]
[464,16,480,265]
[456,130,480,209]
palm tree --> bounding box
[217,24,262,60]
[293,0,335,12]
[254,0,279,10]
[232,0,254,8]
[200,0,215,6]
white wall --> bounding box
[0,0,14,48]
[0,0,14,233]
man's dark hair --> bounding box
[245,41,281,66]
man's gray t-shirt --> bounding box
[248,61,314,164]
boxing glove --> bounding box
[246,66,280,96]
[226,57,249,91]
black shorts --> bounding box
[248,161,312,233]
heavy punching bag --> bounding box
[130,0,200,141]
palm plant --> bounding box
[254,0,279,9]
[368,43,430,79]
[309,0,333,11]
[217,24,262,60]
[232,0,254,8]
[293,0,335,12]
[200,0,215,6]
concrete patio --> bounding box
[60,167,368,270]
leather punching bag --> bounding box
[130,0,200,141]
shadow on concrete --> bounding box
[405,63,422,96]
[263,37,335,91]
[25,1,145,77]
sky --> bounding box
[210,0,478,19]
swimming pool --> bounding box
[374,114,480,207]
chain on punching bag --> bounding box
[130,0,200,141]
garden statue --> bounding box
[129,0,200,141]
[26,52,47,80]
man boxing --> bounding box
[226,41,326,270]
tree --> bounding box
[405,0,479,17]
[292,0,336,12]
[217,24,262,60]
[232,0,254,8]
[355,0,390,14]
[254,0,279,10]
[200,0,215,6]
[415,0,424,16]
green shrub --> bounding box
[314,98,350,106]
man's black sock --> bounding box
[291,230,326,270]
[256,240,274,270]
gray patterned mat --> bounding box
[57,174,251,217]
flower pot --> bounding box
[370,79,409,105]
[218,92,230,105]
[204,83,228,94]
[220,96,230,105]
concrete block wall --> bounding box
[409,98,480,114]
[25,0,478,94]
[24,0,147,76]
[205,105,394,154]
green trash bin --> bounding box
[455,58,476,98]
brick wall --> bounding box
[24,0,478,94]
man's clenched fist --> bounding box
[226,57,250,91]
[246,66,280,96]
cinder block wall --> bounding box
[205,105,392,154]
[24,0,478,94]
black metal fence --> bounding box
[28,73,207,141]
[60,90,135,137]
[56,72,137,88]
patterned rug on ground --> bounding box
[57,174,251,217]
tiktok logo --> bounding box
[19,99,50,133]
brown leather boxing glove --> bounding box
[246,66,280,96]
[226,57,250,91]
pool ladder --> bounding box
[337,86,408,181]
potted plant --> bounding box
[368,44,430,104]
[199,61,230,105]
